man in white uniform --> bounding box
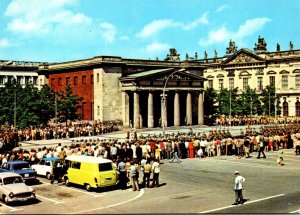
[233,170,246,205]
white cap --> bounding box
[234,170,240,175]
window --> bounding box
[71,161,81,169]
[229,78,234,89]
[25,76,30,84]
[33,77,38,85]
[296,101,300,117]
[269,76,275,86]
[257,77,263,91]
[74,76,78,85]
[51,78,55,86]
[219,79,224,90]
[91,75,94,84]
[97,73,99,82]
[17,76,22,84]
[58,78,62,86]
[99,163,113,172]
[66,77,70,85]
[243,77,249,90]
[283,101,289,116]
[82,75,86,84]
[208,80,213,88]
[296,75,300,89]
[281,75,288,89]
[0,76,4,84]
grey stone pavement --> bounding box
[6,124,299,214]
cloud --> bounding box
[216,5,230,13]
[0,38,11,48]
[198,17,271,46]
[99,22,117,44]
[137,19,176,38]
[137,12,209,38]
[4,0,91,35]
[146,42,170,54]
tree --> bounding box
[260,85,278,116]
[56,84,83,125]
[217,87,239,116]
[204,87,218,125]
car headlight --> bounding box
[9,192,14,198]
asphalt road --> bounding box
[1,148,300,214]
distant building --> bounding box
[202,36,300,117]
[0,60,46,87]
[38,50,206,128]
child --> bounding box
[277,150,284,166]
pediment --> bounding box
[120,68,205,82]
[222,49,265,65]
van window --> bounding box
[71,161,81,169]
[99,163,113,172]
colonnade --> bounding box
[128,90,204,129]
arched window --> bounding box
[283,100,289,116]
[296,101,300,117]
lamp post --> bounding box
[161,69,185,137]
[229,88,232,127]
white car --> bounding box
[0,172,36,204]
[32,157,63,180]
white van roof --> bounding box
[65,155,113,164]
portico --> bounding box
[120,68,206,129]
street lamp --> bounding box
[161,69,185,137]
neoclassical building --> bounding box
[202,36,300,117]
[38,49,206,128]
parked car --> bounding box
[1,161,37,183]
[32,157,63,180]
[0,172,36,204]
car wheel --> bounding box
[3,195,9,205]
[85,184,91,191]
[65,177,70,186]
[46,173,51,180]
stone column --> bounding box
[186,91,192,125]
[198,91,204,125]
[122,91,130,127]
[147,91,154,128]
[161,93,168,128]
[174,91,180,126]
[133,91,140,129]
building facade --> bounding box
[0,60,46,87]
[202,36,300,117]
[38,49,206,129]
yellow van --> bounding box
[63,155,117,191]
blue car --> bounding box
[1,161,37,182]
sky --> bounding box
[0,0,299,63]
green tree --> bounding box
[204,87,218,125]
[237,87,261,116]
[56,84,83,125]
[260,85,278,116]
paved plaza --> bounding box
[2,125,300,214]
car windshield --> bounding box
[13,163,30,170]
[3,176,24,185]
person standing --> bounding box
[117,158,127,190]
[129,160,140,191]
[257,138,266,159]
[143,160,152,188]
[151,158,160,188]
[233,171,245,205]
[170,144,181,163]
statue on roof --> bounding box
[226,39,238,55]
[254,35,267,52]
[214,50,218,58]
[276,43,280,52]
[204,51,208,60]
[290,41,294,51]
[165,48,180,61]
[195,52,198,60]
[186,53,189,60]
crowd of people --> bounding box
[1,121,300,190]
[0,121,118,152]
